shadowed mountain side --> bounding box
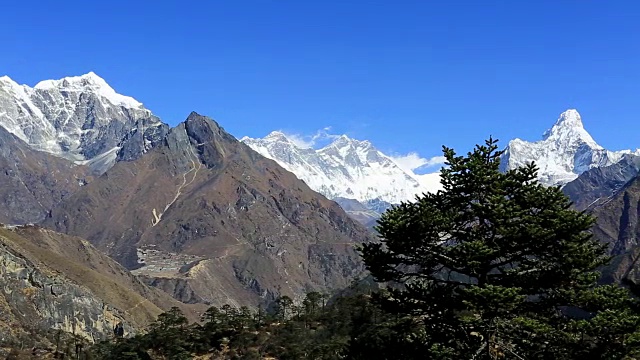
[589,176,640,288]
[43,112,373,307]
[0,126,92,224]
[563,154,640,211]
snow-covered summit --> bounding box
[542,109,599,148]
[263,130,289,140]
[0,72,167,172]
[242,132,442,204]
[501,109,637,186]
[34,72,143,109]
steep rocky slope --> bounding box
[589,176,640,287]
[44,112,373,307]
[563,154,640,211]
[0,126,92,224]
[0,225,197,347]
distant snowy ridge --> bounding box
[501,109,640,186]
[0,72,167,173]
[245,109,640,208]
[241,131,443,204]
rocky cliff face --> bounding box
[44,113,373,307]
[0,73,168,174]
[0,226,195,346]
[563,154,640,211]
[588,176,640,286]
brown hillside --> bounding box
[44,112,373,307]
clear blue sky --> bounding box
[2,1,639,167]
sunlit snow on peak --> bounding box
[34,72,143,109]
[0,72,161,166]
[503,109,635,186]
[242,131,443,204]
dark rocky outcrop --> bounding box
[582,173,640,289]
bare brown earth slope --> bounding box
[0,126,92,224]
[0,225,200,347]
[43,112,373,307]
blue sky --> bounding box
[2,1,639,172]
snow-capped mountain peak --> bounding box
[546,109,583,132]
[242,132,442,204]
[263,130,293,143]
[34,72,143,109]
[541,109,600,149]
[0,73,167,172]
[502,109,628,186]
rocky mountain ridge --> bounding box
[4,71,640,317]
[43,112,373,308]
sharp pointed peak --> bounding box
[184,111,224,130]
[543,109,584,138]
[82,71,102,78]
[541,109,600,148]
[0,75,24,89]
[186,111,205,121]
[554,109,583,127]
[329,134,354,146]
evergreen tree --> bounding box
[274,295,294,321]
[359,138,640,359]
[146,306,192,359]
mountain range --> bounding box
[243,109,640,220]
[0,73,375,345]
[3,72,640,346]
[241,132,442,204]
